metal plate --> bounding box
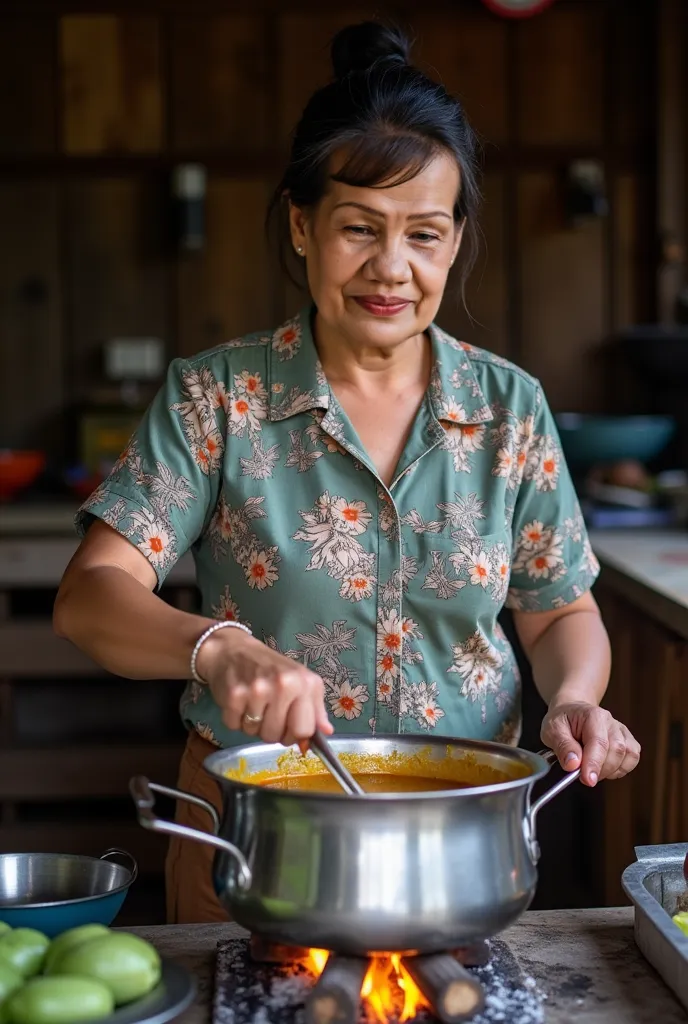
[95,959,196,1024]
[622,843,688,1013]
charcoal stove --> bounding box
[213,933,545,1024]
[249,935,490,1024]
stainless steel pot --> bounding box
[130,735,578,955]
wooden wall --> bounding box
[0,0,656,455]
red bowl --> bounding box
[0,450,46,501]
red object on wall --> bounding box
[481,0,554,18]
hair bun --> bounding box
[331,22,411,80]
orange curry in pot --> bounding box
[224,746,530,794]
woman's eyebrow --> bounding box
[332,201,452,221]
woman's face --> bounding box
[289,150,463,350]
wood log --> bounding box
[402,952,485,1023]
[453,940,490,968]
[304,955,369,1024]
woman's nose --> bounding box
[364,241,413,284]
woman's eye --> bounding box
[411,232,440,244]
[345,225,374,236]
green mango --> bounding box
[44,925,110,974]
[53,932,161,1005]
[6,975,114,1024]
[672,911,688,938]
[0,929,49,978]
[0,959,23,1022]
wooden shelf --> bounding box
[0,821,174,876]
[0,742,183,801]
[0,620,103,677]
[0,145,652,181]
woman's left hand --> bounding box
[540,701,641,787]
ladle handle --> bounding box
[308,731,366,796]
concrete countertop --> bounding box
[131,909,686,1024]
[589,529,688,641]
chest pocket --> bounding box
[403,527,513,624]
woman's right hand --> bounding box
[195,628,333,745]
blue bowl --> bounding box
[555,414,676,468]
[0,849,137,938]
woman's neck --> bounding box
[313,312,432,396]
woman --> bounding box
[55,22,640,924]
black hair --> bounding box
[268,21,482,302]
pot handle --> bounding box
[526,750,581,862]
[129,776,252,891]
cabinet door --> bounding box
[0,16,56,155]
[60,15,162,153]
[171,15,270,152]
[0,183,63,452]
[597,585,687,905]
[176,178,274,356]
[65,178,168,402]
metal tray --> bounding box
[96,959,196,1024]
[622,843,688,1013]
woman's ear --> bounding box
[288,201,309,258]
[451,221,465,267]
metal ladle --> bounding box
[306,730,366,796]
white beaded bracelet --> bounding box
[190,619,253,685]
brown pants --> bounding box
[165,730,231,924]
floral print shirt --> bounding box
[76,306,599,748]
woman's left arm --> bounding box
[513,592,640,786]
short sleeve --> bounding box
[76,357,226,587]
[505,383,599,612]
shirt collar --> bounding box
[267,306,493,426]
[426,323,494,427]
[267,307,330,422]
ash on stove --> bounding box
[213,940,545,1024]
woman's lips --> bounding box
[353,296,412,317]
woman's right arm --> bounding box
[54,520,332,743]
[54,520,215,680]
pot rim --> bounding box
[203,734,551,802]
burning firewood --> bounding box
[402,952,485,1023]
[304,954,369,1024]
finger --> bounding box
[285,673,329,745]
[220,649,254,730]
[241,678,272,736]
[283,695,317,745]
[222,682,250,732]
[608,737,641,779]
[598,726,627,780]
[287,672,328,744]
[542,714,582,771]
[310,673,334,735]
[259,670,302,744]
[580,710,610,786]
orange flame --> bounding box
[307,949,330,974]
[306,948,426,1023]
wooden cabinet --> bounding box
[596,578,688,906]
[0,1,657,456]
[0,540,198,923]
